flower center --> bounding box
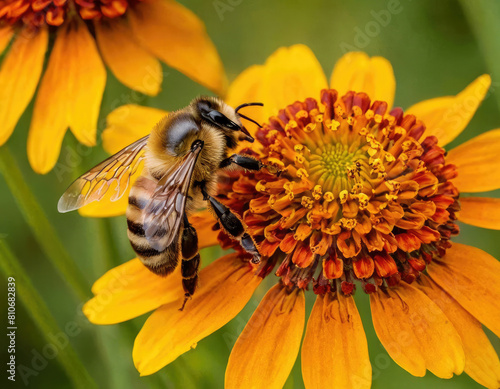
[222,89,460,296]
[0,0,137,27]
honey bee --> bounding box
[58,97,264,308]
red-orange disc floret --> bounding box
[221,89,460,295]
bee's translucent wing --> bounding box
[57,135,149,213]
[142,143,203,252]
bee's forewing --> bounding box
[57,135,150,213]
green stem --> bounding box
[0,240,97,389]
[0,147,89,301]
[460,0,500,111]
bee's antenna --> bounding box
[238,113,262,128]
[235,102,264,114]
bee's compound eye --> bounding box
[166,114,199,154]
[198,101,239,130]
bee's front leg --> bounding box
[201,187,260,264]
[219,154,262,171]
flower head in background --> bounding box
[0,0,226,173]
[83,46,500,389]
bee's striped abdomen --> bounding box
[126,177,180,276]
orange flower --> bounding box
[83,46,500,389]
[0,0,226,173]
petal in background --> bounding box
[330,52,396,108]
[406,75,491,146]
[370,281,465,378]
[426,242,500,338]
[225,284,305,389]
[0,25,13,54]
[417,275,500,389]
[225,65,265,138]
[458,197,500,230]
[28,20,106,174]
[128,0,226,95]
[447,128,500,192]
[259,45,328,120]
[95,18,162,96]
[133,254,261,376]
[0,27,47,145]
[83,258,183,324]
[301,293,371,389]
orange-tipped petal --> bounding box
[102,104,167,154]
[427,242,500,337]
[417,275,500,389]
[447,129,500,192]
[28,20,106,173]
[128,0,226,94]
[406,75,491,146]
[370,281,465,378]
[133,254,261,376]
[189,210,218,248]
[225,284,305,389]
[225,64,265,139]
[0,27,47,145]
[330,52,396,108]
[302,293,371,389]
[260,45,328,119]
[0,26,13,55]
[95,19,161,96]
[458,197,500,230]
[83,258,183,324]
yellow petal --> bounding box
[128,0,226,94]
[260,44,328,119]
[427,242,500,337]
[133,253,261,376]
[0,27,47,145]
[370,281,465,378]
[225,284,305,389]
[447,129,500,192]
[28,20,106,173]
[406,75,491,146]
[417,275,500,389]
[330,52,396,108]
[302,293,371,389]
[95,19,162,96]
[458,197,500,230]
[103,104,167,154]
[225,64,265,139]
[0,26,13,55]
[83,258,183,324]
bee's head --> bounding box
[194,97,262,143]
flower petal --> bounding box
[225,284,305,389]
[447,128,500,192]
[458,197,500,230]
[370,281,465,378]
[426,242,500,337]
[225,64,265,139]
[83,258,183,324]
[330,52,396,108]
[302,293,371,389]
[28,20,106,173]
[128,0,226,94]
[406,75,491,146]
[0,25,13,55]
[260,44,328,119]
[95,19,162,96]
[133,253,261,376]
[417,275,500,389]
[0,27,47,146]
[103,104,167,154]
[189,210,218,248]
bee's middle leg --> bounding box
[201,187,260,264]
[179,214,201,311]
[219,154,262,170]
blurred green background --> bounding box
[2,0,500,387]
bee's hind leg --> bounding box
[179,214,201,311]
[201,187,260,264]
